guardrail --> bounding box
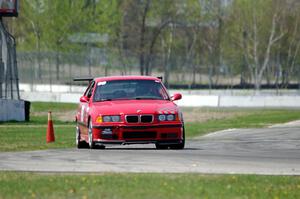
[20,91,300,108]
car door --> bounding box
[78,81,95,138]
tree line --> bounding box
[8,0,300,89]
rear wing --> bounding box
[73,77,94,82]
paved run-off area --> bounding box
[0,123,299,175]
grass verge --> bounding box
[0,172,299,199]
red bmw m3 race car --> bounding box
[75,76,185,149]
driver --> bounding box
[135,81,162,98]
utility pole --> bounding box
[0,1,20,100]
[0,18,3,98]
[0,18,20,99]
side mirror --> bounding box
[80,96,90,103]
[171,93,182,101]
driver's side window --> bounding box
[84,81,95,98]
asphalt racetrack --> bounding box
[0,123,300,175]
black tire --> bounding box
[156,125,185,150]
[76,124,85,149]
[97,145,106,149]
[155,143,169,149]
[170,125,185,150]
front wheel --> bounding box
[76,124,85,149]
[88,120,105,149]
[88,120,96,149]
[170,126,185,149]
[155,144,168,149]
[156,126,185,150]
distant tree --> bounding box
[274,0,300,87]
[228,0,285,90]
[17,0,47,79]
[12,0,300,89]
[119,0,175,76]
[42,0,88,80]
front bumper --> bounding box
[92,124,183,145]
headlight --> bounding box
[158,114,175,121]
[111,116,121,122]
[167,114,175,121]
[158,114,166,121]
[102,115,121,123]
[103,116,111,122]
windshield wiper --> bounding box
[97,99,112,102]
[97,98,132,102]
[135,97,162,100]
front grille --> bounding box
[141,115,153,123]
[123,131,157,139]
[126,115,139,123]
[125,115,153,123]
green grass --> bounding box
[0,125,74,152]
[31,102,77,112]
[0,172,299,199]
[1,102,300,151]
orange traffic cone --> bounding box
[46,111,55,143]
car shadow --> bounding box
[90,146,202,151]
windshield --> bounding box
[93,80,169,102]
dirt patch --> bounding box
[56,110,77,122]
[32,110,77,122]
[181,108,248,123]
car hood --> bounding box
[91,100,178,115]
